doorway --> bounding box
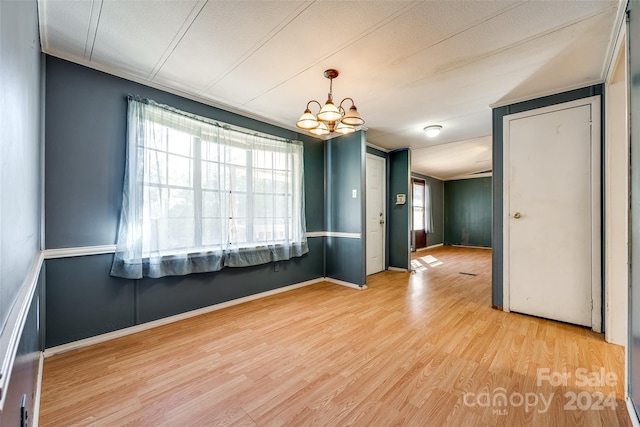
[366,154,386,275]
[503,96,601,331]
[411,178,427,251]
[604,35,628,346]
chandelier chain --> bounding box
[328,76,333,102]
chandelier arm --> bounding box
[306,100,323,112]
[338,97,356,109]
[300,70,363,135]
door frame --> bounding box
[411,178,427,251]
[366,153,386,275]
[502,96,602,332]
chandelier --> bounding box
[296,69,365,136]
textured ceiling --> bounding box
[38,0,622,180]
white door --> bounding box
[366,154,385,275]
[503,97,601,330]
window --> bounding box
[412,181,425,231]
[412,179,433,234]
[111,97,307,279]
[424,181,432,233]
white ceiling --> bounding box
[38,0,622,180]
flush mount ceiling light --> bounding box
[296,69,365,136]
[423,125,442,137]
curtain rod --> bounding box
[127,95,301,145]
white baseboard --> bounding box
[451,244,492,250]
[325,278,366,290]
[32,351,44,427]
[44,276,363,357]
[388,267,409,272]
[627,397,640,427]
[425,243,444,250]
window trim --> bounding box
[110,96,308,279]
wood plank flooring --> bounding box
[39,246,630,426]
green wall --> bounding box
[44,57,327,346]
[388,149,411,269]
[325,131,366,286]
[0,0,43,424]
[444,177,492,248]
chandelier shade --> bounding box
[335,121,355,135]
[309,121,330,136]
[317,100,341,122]
[296,108,319,130]
[296,69,365,136]
[341,104,364,126]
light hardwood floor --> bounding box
[40,246,630,426]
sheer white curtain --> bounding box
[425,181,433,233]
[111,97,307,279]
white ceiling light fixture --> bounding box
[296,69,365,136]
[423,125,442,137]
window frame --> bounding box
[111,97,308,280]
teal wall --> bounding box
[325,131,366,286]
[0,0,42,339]
[388,149,411,269]
[444,177,492,248]
[44,56,370,346]
[44,57,327,346]
[0,0,43,424]
[2,275,42,427]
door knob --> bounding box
[513,212,521,219]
